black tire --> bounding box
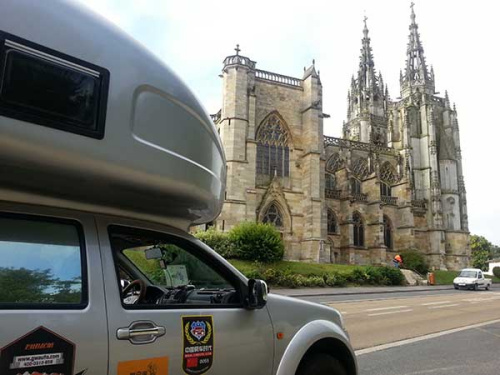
[296,353,347,375]
[454,285,459,290]
[474,283,478,291]
[486,285,490,291]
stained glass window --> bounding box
[262,203,284,228]
[325,174,336,190]
[353,212,364,247]
[327,210,337,235]
[383,215,392,249]
[380,162,397,184]
[326,153,343,172]
[351,178,362,195]
[380,182,391,197]
[256,113,290,178]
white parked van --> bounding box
[0,1,357,375]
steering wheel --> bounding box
[122,279,146,304]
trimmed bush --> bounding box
[399,249,429,275]
[378,266,406,285]
[229,222,284,263]
[323,273,347,287]
[493,267,500,279]
[195,228,234,258]
[233,260,404,288]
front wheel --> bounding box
[296,353,347,375]
[486,284,490,291]
[474,283,479,291]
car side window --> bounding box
[0,214,87,308]
[478,271,483,279]
[108,225,242,308]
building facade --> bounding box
[211,6,470,270]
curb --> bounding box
[279,286,454,298]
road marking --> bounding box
[366,305,408,312]
[355,318,500,356]
[421,300,451,306]
[428,303,459,309]
[322,291,463,305]
[368,309,413,316]
[464,297,500,302]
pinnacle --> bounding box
[402,2,431,88]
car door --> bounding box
[0,204,108,375]
[478,271,484,287]
[96,215,274,375]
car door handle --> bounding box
[117,321,166,344]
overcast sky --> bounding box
[80,0,499,245]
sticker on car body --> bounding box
[0,326,75,375]
[182,315,214,375]
[117,356,168,375]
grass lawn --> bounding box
[434,270,500,285]
[229,259,364,278]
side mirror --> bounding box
[246,279,268,310]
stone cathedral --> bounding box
[210,6,470,270]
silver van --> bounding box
[0,1,357,374]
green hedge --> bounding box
[194,228,234,258]
[400,249,429,275]
[228,222,284,263]
[196,222,284,263]
[493,267,500,279]
[231,261,405,288]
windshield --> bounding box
[458,271,478,278]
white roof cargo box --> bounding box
[0,0,225,227]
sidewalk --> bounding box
[273,285,453,297]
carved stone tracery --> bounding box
[351,158,370,179]
[380,161,399,184]
[326,153,343,172]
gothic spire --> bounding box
[357,16,379,95]
[401,3,434,94]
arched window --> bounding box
[353,212,364,247]
[380,162,397,184]
[327,210,337,235]
[352,158,369,179]
[262,203,284,228]
[325,173,336,190]
[351,178,362,195]
[380,182,391,197]
[256,113,290,179]
[380,162,397,197]
[383,215,393,249]
[326,153,343,172]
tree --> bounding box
[0,267,81,304]
[470,235,493,271]
[491,245,500,259]
[0,267,54,303]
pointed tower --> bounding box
[401,2,435,98]
[395,4,470,270]
[345,17,388,144]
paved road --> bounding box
[357,321,500,375]
[325,288,500,350]
[298,288,456,304]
